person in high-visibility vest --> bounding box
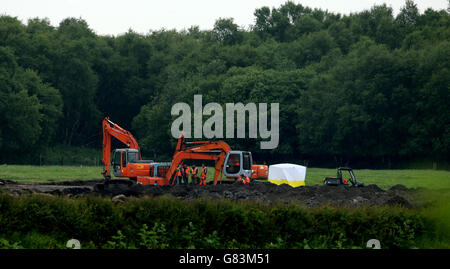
[237,174,243,184]
[245,175,250,185]
[237,173,250,185]
[191,165,199,185]
[183,164,190,185]
[176,164,183,185]
[200,164,207,186]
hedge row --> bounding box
[0,193,429,249]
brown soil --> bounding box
[0,178,418,207]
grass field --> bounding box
[1,164,449,190]
[305,168,450,189]
[0,165,105,183]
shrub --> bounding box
[0,193,437,249]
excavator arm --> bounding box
[165,136,232,185]
[102,117,140,178]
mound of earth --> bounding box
[0,179,18,185]
[0,179,416,207]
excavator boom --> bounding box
[164,137,232,185]
[102,117,141,178]
[100,117,266,185]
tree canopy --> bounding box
[0,1,448,167]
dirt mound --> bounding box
[0,180,415,207]
[389,184,409,192]
[90,181,413,207]
[0,179,18,185]
[44,179,104,186]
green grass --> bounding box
[305,168,450,189]
[185,167,450,190]
[1,165,449,190]
[0,165,105,183]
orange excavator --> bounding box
[101,117,154,181]
[101,117,268,186]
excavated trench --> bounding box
[0,179,417,207]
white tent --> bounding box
[268,163,306,187]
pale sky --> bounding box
[1,0,448,36]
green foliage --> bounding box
[105,230,132,249]
[212,18,243,45]
[137,223,169,249]
[13,232,64,249]
[0,193,446,249]
[417,189,450,248]
[39,145,102,166]
[0,46,62,156]
[0,1,449,167]
[0,238,22,249]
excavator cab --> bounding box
[111,148,153,177]
[223,151,253,178]
[112,149,134,177]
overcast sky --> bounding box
[1,0,448,36]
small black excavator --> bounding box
[323,167,364,187]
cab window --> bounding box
[242,152,251,170]
[113,151,121,166]
[226,154,240,174]
[128,152,138,163]
[122,151,127,167]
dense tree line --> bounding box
[0,1,448,167]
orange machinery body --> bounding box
[103,121,233,186]
[251,164,269,179]
[135,163,171,186]
[137,136,232,186]
[111,148,152,177]
[102,117,144,179]
[102,117,268,186]
[136,164,269,186]
[107,147,170,185]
